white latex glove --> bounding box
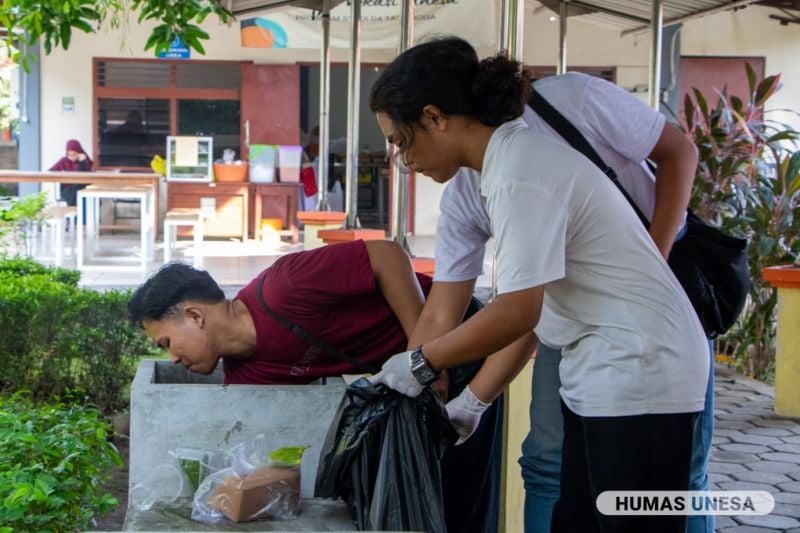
[368,350,425,397]
[445,385,491,445]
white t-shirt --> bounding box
[435,72,666,282]
[482,118,708,417]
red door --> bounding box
[241,64,301,155]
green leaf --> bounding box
[72,20,93,33]
[267,446,309,466]
[745,61,757,99]
[754,74,781,108]
[692,88,709,122]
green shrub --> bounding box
[0,192,47,256]
[0,259,156,413]
[0,393,121,532]
[0,255,81,285]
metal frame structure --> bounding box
[227,0,789,234]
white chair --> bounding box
[40,205,77,266]
[163,208,204,267]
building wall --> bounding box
[681,5,800,132]
[37,4,800,235]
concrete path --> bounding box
[711,365,800,531]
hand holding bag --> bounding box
[529,89,750,338]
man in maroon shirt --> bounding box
[130,240,427,384]
[128,239,501,533]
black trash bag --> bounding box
[315,377,456,532]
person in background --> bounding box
[49,139,93,206]
[369,37,708,532]
[128,239,502,533]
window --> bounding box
[93,59,242,169]
[98,98,169,168]
[177,100,240,161]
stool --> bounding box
[40,205,77,267]
[163,208,204,267]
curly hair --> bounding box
[369,36,530,143]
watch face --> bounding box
[411,350,438,386]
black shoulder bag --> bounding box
[255,271,378,374]
[528,89,750,338]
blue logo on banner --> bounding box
[158,37,191,59]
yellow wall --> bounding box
[774,288,800,417]
[501,360,533,533]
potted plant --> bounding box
[678,63,800,381]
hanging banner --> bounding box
[240,0,496,50]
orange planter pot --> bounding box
[318,228,386,245]
[411,257,435,277]
[213,163,249,183]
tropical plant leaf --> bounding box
[754,74,781,108]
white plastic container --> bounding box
[278,145,303,183]
[249,144,278,184]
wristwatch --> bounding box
[410,346,439,386]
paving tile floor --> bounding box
[711,366,800,531]
[25,228,800,530]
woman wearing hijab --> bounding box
[49,139,94,206]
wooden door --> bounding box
[241,64,301,157]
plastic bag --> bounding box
[171,447,231,493]
[192,435,307,524]
[128,462,186,512]
[150,154,166,176]
[315,377,455,532]
[300,165,318,197]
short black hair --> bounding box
[128,262,225,328]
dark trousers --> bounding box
[442,359,503,533]
[551,402,697,533]
[60,183,87,207]
[439,296,502,533]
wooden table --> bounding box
[0,170,161,232]
[168,182,250,242]
[252,183,302,243]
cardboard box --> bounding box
[207,466,300,523]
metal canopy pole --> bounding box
[558,1,568,74]
[345,0,362,227]
[506,0,524,61]
[316,0,332,210]
[390,0,414,245]
[500,0,510,51]
[649,0,664,110]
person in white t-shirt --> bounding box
[423,71,714,533]
[368,37,709,532]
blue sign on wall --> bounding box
[158,37,191,59]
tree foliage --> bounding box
[0,0,232,69]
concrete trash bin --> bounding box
[125,360,354,530]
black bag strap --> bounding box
[255,271,378,375]
[528,89,651,229]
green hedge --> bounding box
[0,255,81,285]
[0,393,120,532]
[0,257,156,414]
